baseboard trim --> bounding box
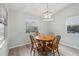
[60,42,79,50]
[9,43,30,49]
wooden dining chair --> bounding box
[36,40,44,55]
[47,35,61,56]
[29,35,37,56]
[29,35,43,56]
[52,35,61,56]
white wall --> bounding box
[49,4,79,49]
[38,21,51,34]
[8,10,27,48]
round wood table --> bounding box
[35,35,56,55]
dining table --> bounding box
[35,34,56,55]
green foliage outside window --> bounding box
[67,25,79,33]
[26,26,38,33]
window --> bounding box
[0,19,4,35]
[0,18,4,42]
[0,3,7,42]
[26,26,38,33]
[26,21,38,33]
[66,16,79,33]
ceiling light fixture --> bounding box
[43,3,53,21]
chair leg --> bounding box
[57,49,60,56]
[33,50,35,56]
[33,48,36,56]
[52,49,55,56]
[30,46,33,55]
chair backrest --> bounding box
[35,31,39,36]
[56,35,61,45]
[29,35,35,45]
[53,35,61,45]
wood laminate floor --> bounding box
[8,44,79,56]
